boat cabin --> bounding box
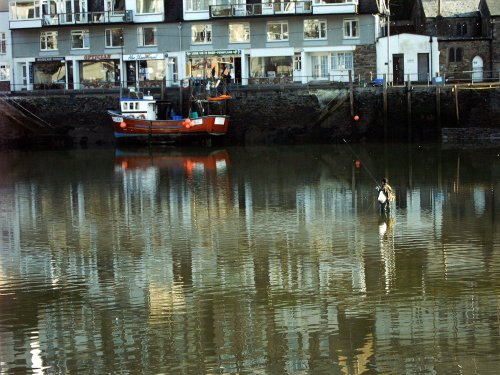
[120,90,156,120]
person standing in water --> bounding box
[378,177,394,213]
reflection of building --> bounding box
[8,0,384,91]
[0,3,12,91]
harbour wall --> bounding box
[0,85,499,146]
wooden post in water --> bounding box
[406,75,412,141]
[349,70,354,117]
[454,85,459,125]
[435,85,441,134]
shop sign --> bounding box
[187,49,240,57]
[35,57,65,62]
[124,53,165,61]
[84,54,112,60]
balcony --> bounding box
[10,10,133,29]
[209,0,357,19]
[209,2,312,18]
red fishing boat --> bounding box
[107,87,230,143]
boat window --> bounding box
[123,102,128,110]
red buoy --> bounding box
[354,115,360,121]
[120,121,126,128]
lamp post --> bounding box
[178,22,182,116]
[120,30,124,97]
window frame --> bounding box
[105,28,124,48]
[229,23,250,43]
[191,24,212,44]
[0,32,6,54]
[267,21,289,42]
[135,0,161,14]
[71,30,90,50]
[186,0,210,12]
[294,53,302,70]
[303,19,327,40]
[330,52,353,70]
[40,31,58,51]
[456,22,468,37]
[449,47,463,63]
[343,18,359,39]
[0,64,10,81]
[137,27,157,47]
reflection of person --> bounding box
[378,177,394,214]
[378,215,395,237]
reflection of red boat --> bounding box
[114,148,231,173]
[107,90,230,143]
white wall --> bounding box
[0,11,13,89]
[376,33,440,83]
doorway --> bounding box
[233,57,241,84]
[392,54,404,85]
[472,56,483,82]
[417,53,429,83]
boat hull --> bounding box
[108,111,230,142]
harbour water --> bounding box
[0,143,499,374]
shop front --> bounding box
[249,48,294,85]
[33,57,68,90]
[80,54,120,89]
[187,50,241,83]
[124,53,166,89]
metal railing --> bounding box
[210,2,312,18]
[41,10,133,26]
[5,70,500,95]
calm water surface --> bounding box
[0,143,499,374]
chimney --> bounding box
[437,0,441,17]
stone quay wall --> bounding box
[0,85,499,146]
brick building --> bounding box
[412,0,491,81]
[479,0,500,77]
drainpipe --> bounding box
[429,36,433,83]
[386,0,391,85]
[489,19,494,80]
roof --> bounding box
[483,0,500,15]
[421,0,480,18]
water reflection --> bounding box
[0,144,499,374]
